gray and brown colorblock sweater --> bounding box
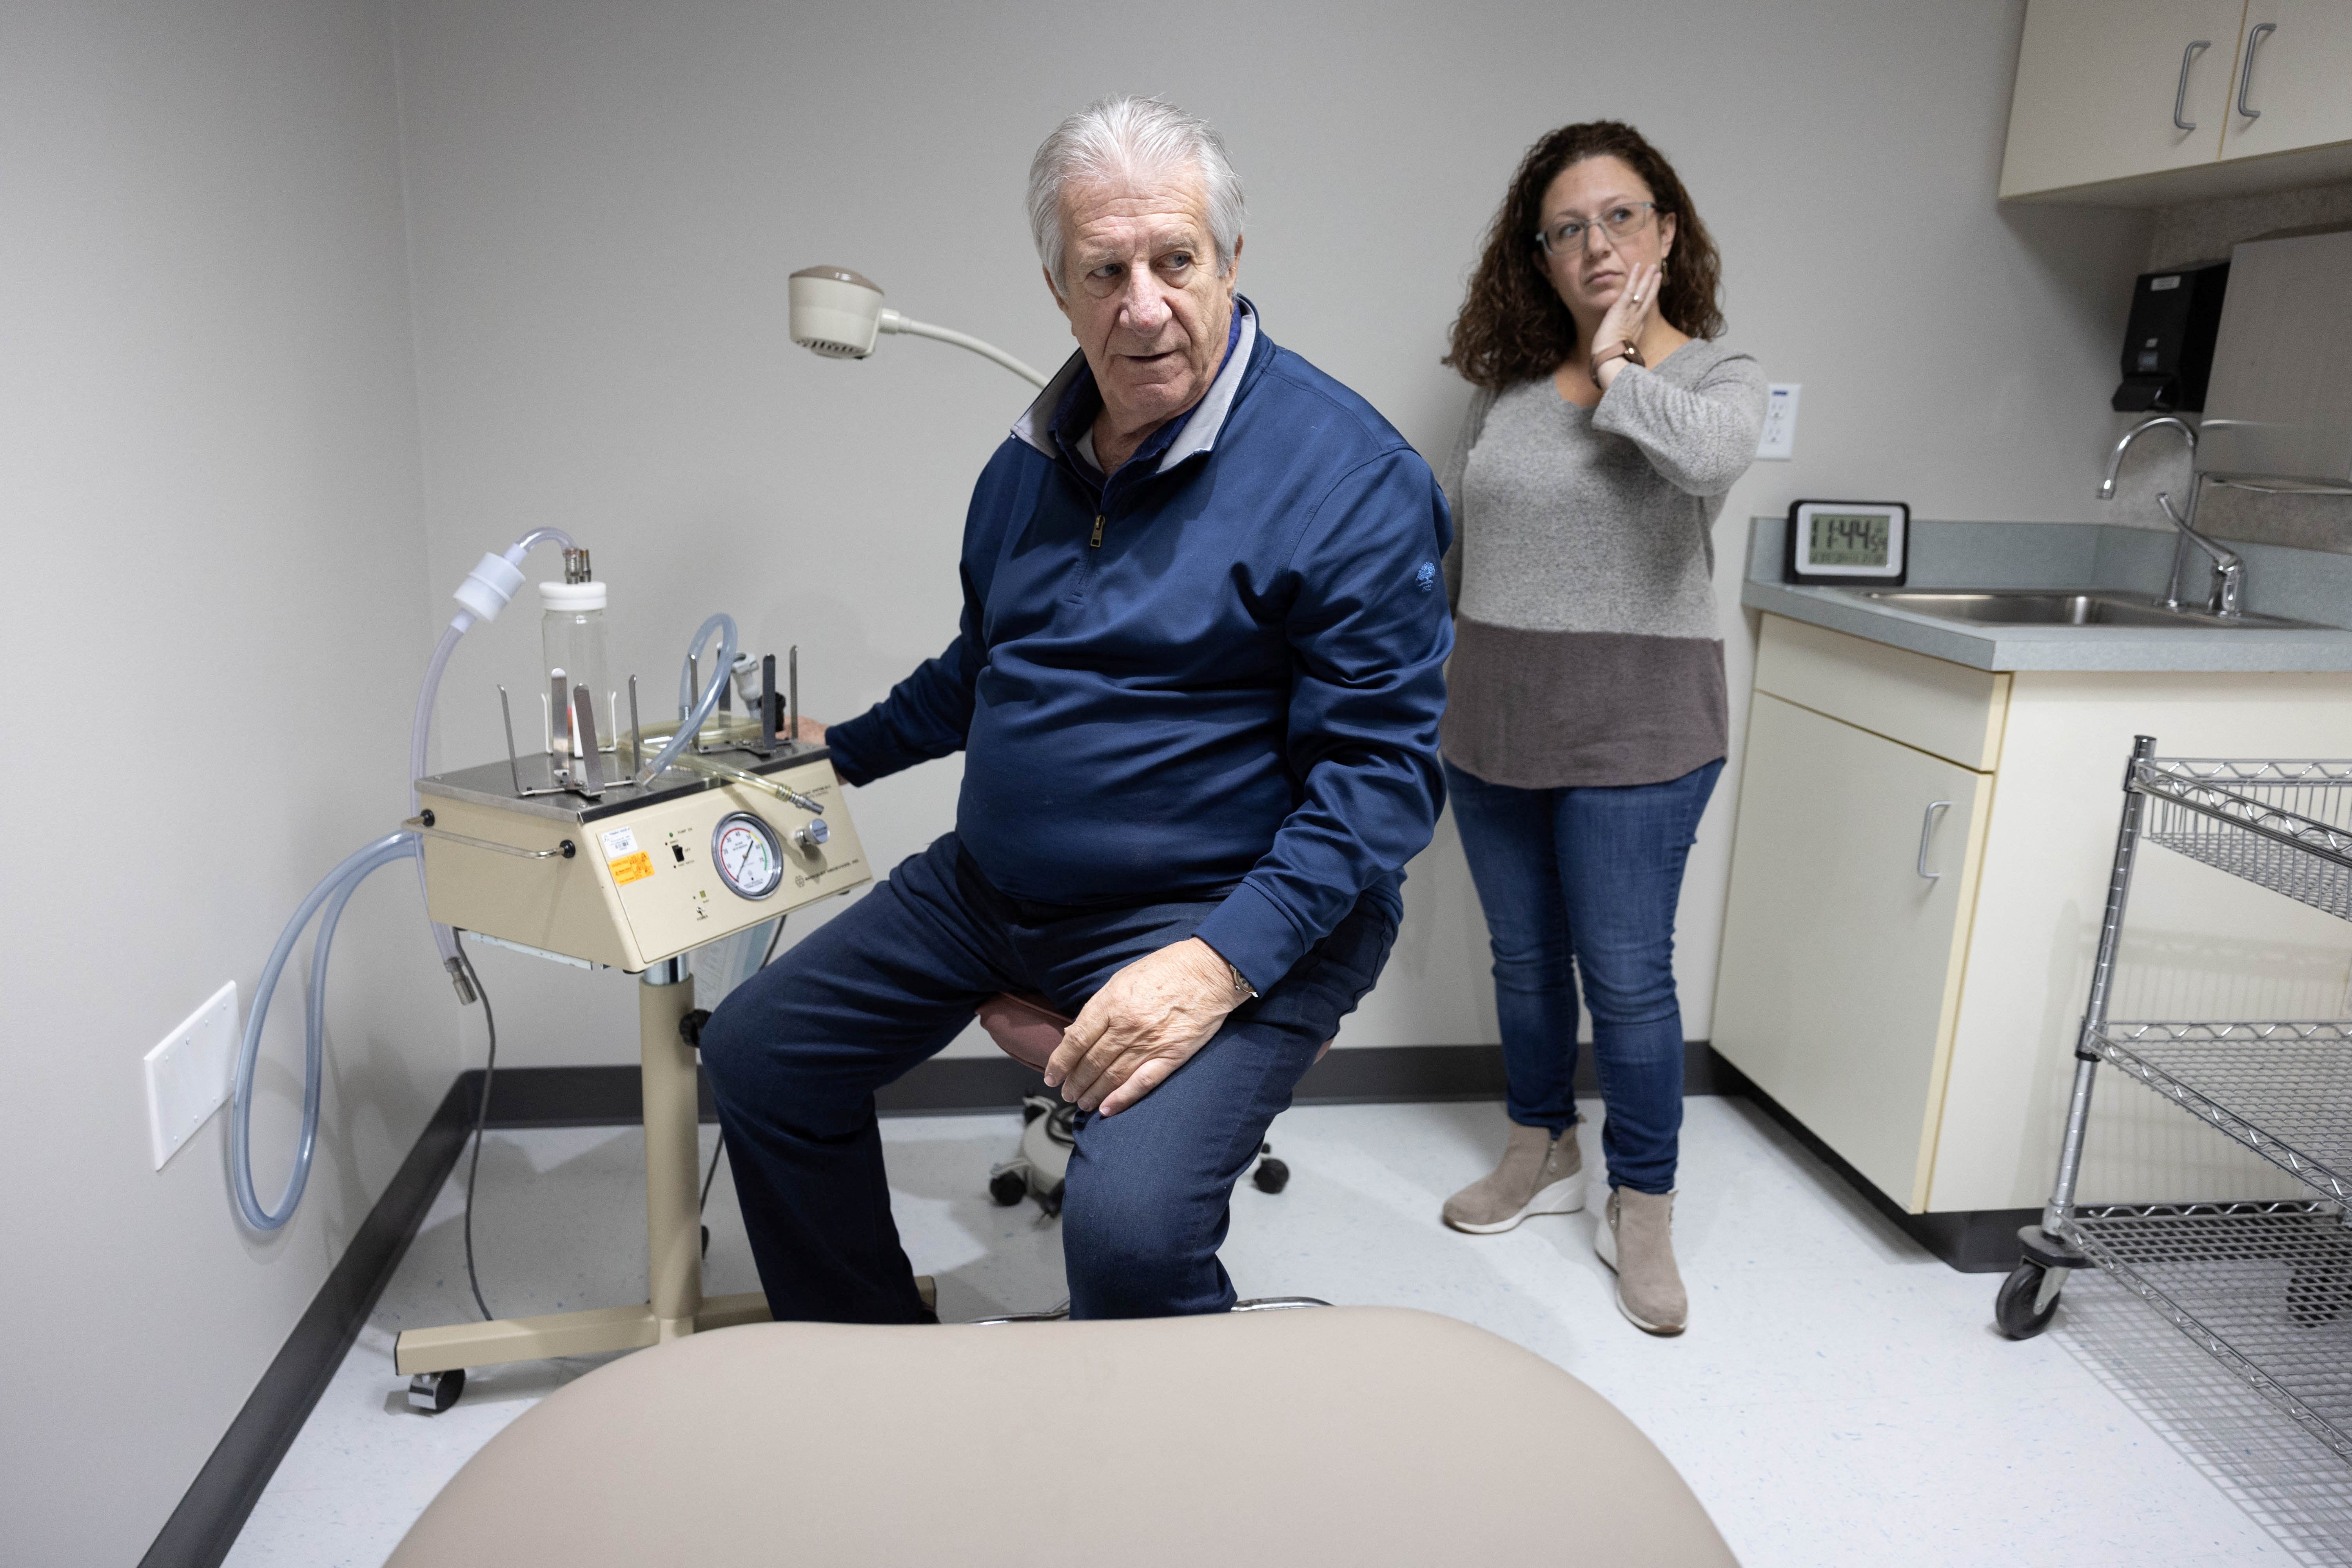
[1437,339,1768,789]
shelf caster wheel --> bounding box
[1995,1261,2063,1339]
[407,1368,465,1415]
[988,1169,1029,1207]
[1252,1156,1291,1195]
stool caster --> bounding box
[407,1368,465,1415]
[1252,1152,1291,1194]
[988,1167,1029,1207]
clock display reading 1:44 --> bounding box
[1809,512,1890,567]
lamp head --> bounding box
[789,266,886,359]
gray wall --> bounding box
[0,0,2169,1554]
[0,3,445,1560]
[392,0,2149,1066]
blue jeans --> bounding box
[1443,758,1721,1196]
[699,835,1398,1323]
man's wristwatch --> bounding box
[1227,962,1259,1002]
[1590,339,1646,377]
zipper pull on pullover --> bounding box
[1090,514,1105,548]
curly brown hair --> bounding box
[1445,121,1726,391]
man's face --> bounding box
[1047,166,1240,433]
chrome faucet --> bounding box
[2099,416,2244,617]
[2155,491,2244,617]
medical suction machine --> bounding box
[227,527,868,1413]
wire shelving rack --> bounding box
[2000,743,2352,1465]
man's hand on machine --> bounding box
[1044,937,1244,1116]
[789,717,828,745]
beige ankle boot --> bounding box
[1441,1122,1583,1234]
[1595,1188,1687,1335]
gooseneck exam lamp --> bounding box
[789,266,1048,387]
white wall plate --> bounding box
[145,981,238,1171]
[1757,383,1801,460]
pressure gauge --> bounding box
[711,813,785,900]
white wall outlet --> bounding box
[145,981,238,1171]
[1756,383,1800,460]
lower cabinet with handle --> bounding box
[1714,614,2352,1225]
[1715,692,1992,1210]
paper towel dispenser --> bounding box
[2197,226,2352,494]
[2112,261,2227,414]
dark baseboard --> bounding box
[475,1038,1728,1123]
[139,1074,480,1568]
[1710,1052,2037,1274]
[1298,1039,1739,1102]
[477,1062,688,1126]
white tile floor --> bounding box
[227,1097,2350,1567]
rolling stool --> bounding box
[383,1306,1739,1566]
[972,993,1325,1212]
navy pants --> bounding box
[698,835,1398,1323]
[1443,758,1721,1196]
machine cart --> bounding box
[2000,735,2352,1462]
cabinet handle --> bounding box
[1916,800,1953,883]
[2236,22,2276,120]
[2172,39,2210,131]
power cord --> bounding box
[454,911,783,1306]
[694,914,785,1221]
[455,941,497,1321]
[700,1137,726,1215]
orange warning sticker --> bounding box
[609,850,655,886]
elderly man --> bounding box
[700,96,1451,1321]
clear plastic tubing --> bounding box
[229,832,421,1230]
[640,612,738,783]
[412,525,575,798]
[230,526,577,1233]
[409,526,577,971]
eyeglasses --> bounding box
[1533,202,1658,256]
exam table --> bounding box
[386,1304,1738,1566]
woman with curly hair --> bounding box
[1435,122,1765,1337]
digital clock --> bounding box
[1783,500,1910,585]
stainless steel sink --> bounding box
[1858,589,2318,630]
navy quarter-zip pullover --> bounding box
[825,302,1454,991]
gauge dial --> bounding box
[711,813,785,900]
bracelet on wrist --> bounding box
[1590,339,1646,379]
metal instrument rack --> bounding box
[2000,737,2352,1463]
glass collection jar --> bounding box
[539,580,610,758]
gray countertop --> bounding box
[1739,518,2352,672]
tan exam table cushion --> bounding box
[388,1304,1737,1566]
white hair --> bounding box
[1027,95,1245,294]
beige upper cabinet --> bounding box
[2001,0,2352,201]
[2218,3,2352,165]
[2000,0,2250,199]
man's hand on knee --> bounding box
[1044,937,1243,1116]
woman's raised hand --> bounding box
[1590,260,1662,386]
